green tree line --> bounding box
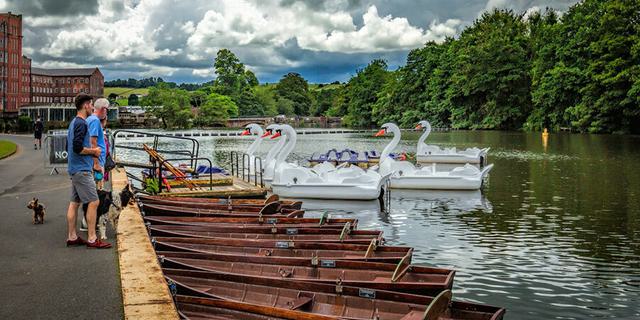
[335,0,639,133]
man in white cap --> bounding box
[81,97,110,231]
[86,98,109,189]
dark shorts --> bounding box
[34,131,42,139]
[70,171,98,203]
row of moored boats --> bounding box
[136,193,506,319]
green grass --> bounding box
[115,98,129,106]
[104,87,150,97]
[0,140,17,159]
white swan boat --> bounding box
[240,123,267,175]
[270,125,390,200]
[416,120,489,165]
[261,124,286,186]
[376,123,493,190]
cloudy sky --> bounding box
[4,0,578,83]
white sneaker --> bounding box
[80,217,88,231]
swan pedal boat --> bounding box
[270,125,390,200]
[376,123,494,190]
[415,120,490,165]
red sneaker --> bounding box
[86,239,112,249]
[66,236,87,247]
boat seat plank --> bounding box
[288,296,314,310]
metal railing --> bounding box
[230,151,264,188]
[112,129,200,168]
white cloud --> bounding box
[192,68,214,78]
[33,60,95,69]
[186,3,457,55]
[16,0,551,82]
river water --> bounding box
[117,129,640,319]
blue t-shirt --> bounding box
[86,115,106,167]
[67,117,93,174]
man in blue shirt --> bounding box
[86,98,109,189]
[65,94,111,249]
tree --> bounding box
[310,87,340,116]
[190,90,208,108]
[108,93,118,103]
[254,85,278,116]
[211,49,263,116]
[276,98,295,116]
[128,94,139,106]
[141,83,193,129]
[343,59,391,128]
[446,9,532,130]
[196,93,238,126]
[275,73,312,115]
[245,70,259,87]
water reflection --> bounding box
[115,130,640,319]
[392,189,493,213]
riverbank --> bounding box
[0,135,123,319]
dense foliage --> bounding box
[339,1,639,133]
[140,83,193,129]
[275,73,313,116]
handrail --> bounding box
[112,129,200,168]
[230,151,264,188]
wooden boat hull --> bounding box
[154,238,411,263]
[159,253,453,296]
[164,268,505,320]
[144,216,355,229]
[149,225,381,244]
[138,194,303,210]
[176,295,336,320]
[140,203,304,218]
[140,197,280,213]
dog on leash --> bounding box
[105,183,134,233]
[27,198,46,224]
[82,184,134,239]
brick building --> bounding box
[30,68,104,105]
[0,12,31,116]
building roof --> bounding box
[31,67,100,77]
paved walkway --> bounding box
[0,134,123,319]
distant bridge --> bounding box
[226,116,343,128]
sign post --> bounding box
[44,130,68,175]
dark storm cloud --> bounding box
[4,0,100,17]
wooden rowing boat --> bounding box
[149,225,381,244]
[139,194,303,210]
[141,203,304,218]
[164,268,506,320]
[138,197,302,215]
[140,196,283,213]
[154,237,411,263]
[175,295,337,320]
[159,251,453,296]
[143,215,356,228]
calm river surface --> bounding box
[117,129,640,319]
